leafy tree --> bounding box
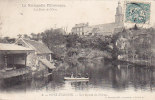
[0,37,15,43]
[41,28,66,60]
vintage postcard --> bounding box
[0,0,155,100]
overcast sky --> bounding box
[0,0,155,38]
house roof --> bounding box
[22,39,52,54]
[93,23,116,33]
[0,43,34,54]
[85,23,117,36]
[0,43,33,51]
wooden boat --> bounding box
[64,66,89,81]
[64,77,89,81]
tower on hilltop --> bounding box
[115,1,124,26]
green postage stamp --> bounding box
[125,1,151,24]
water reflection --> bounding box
[0,60,155,92]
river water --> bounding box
[0,59,155,93]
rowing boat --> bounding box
[64,77,89,81]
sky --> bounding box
[0,0,155,38]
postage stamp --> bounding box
[125,1,151,24]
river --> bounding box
[0,59,155,93]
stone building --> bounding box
[0,43,34,79]
[71,2,124,36]
[71,23,89,35]
[15,38,55,76]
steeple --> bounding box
[115,1,124,26]
[116,1,122,15]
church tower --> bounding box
[115,1,124,26]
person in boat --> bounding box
[71,72,74,78]
[85,73,89,78]
[77,73,81,78]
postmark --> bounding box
[125,1,151,24]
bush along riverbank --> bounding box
[113,27,155,67]
[42,32,113,71]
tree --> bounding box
[0,37,15,43]
[23,34,30,39]
[41,28,66,60]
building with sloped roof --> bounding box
[0,43,34,79]
[71,2,124,36]
[15,38,55,75]
[22,39,52,54]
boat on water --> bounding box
[64,77,89,81]
[64,66,89,81]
